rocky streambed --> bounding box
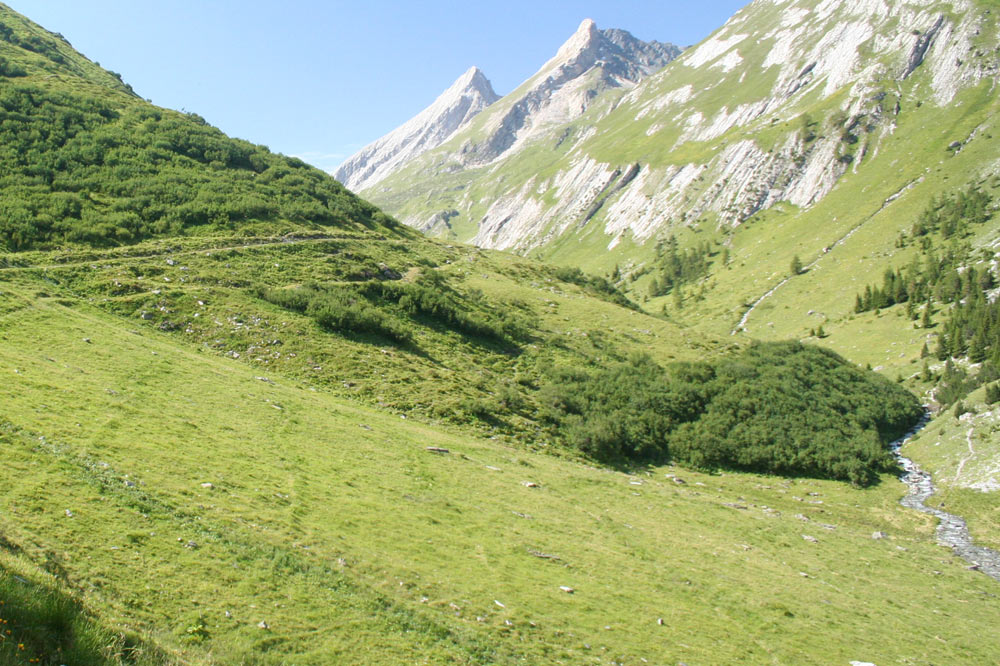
[892,413,1000,582]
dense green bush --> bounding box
[0,81,398,250]
[541,341,923,485]
[670,343,920,485]
[260,272,533,348]
[0,54,25,76]
[358,271,531,343]
[260,284,411,344]
[552,265,637,310]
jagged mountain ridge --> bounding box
[341,19,680,217]
[456,19,682,169]
[367,0,998,256]
[333,66,500,192]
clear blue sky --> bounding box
[8,1,747,171]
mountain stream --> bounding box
[892,412,1000,582]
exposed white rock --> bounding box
[367,0,996,259]
[636,84,694,119]
[334,66,499,191]
[714,50,744,72]
[682,33,749,69]
[461,19,681,167]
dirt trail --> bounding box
[732,178,922,335]
[953,427,976,483]
[0,233,382,274]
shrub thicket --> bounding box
[0,82,397,250]
[553,265,637,310]
[260,272,533,347]
[540,341,922,485]
[260,283,411,345]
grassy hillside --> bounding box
[356,0,1000,558]
[2,270,1000,664]
[0,3,397,251]
[0,1,998,663]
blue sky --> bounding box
[8,1,747,172]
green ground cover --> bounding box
[2,277,1000,664]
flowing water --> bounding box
[892,412,1000,582]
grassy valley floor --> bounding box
[1,257,1000,664]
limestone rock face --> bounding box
[366,0,997,258]
[333,66,499,192]
[338,20,679,196]
[462,19,682,166]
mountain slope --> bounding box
[356,18,680,237]
[0,2,400,252]
[3,3,1000,663]
[367,0,997,254]
[334,66,500,192]
[4,264,1000,664]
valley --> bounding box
[3,254,1000,664]
[0,0,999,664]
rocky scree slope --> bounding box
[367,0,999,256]
[333,66,500,192]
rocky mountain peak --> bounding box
[334,67,500,191]
[460,21,681,166]
[451,66,494,96]
[553,18,600,61]
[347,19,680,199]
[543,19,679,83]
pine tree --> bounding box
[921,301,933,329]
[935,336,949,361]
[790,255,803,276]
[920,341,930,358]
[673,284,684,311]
[969,329,988,363]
